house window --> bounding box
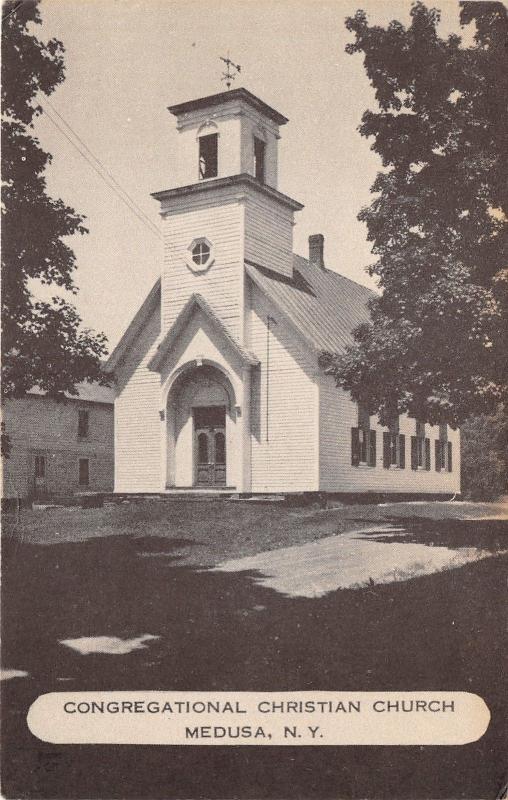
[79,458,89,486]
[198,133,218,180]
[383,421,406,469]
[35,455,45,478]
[192,240,211,266]
[78,409,89,439]
[351,404,376,467]
[435,424,452,472]
[411,422,430,470]
[254,137,266,183]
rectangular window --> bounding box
[436,425,449,472]
[416,421,425,468]
[383,432,406,468]
[416,436,425,468]
[352,404,376,467]
[35,455,45,478]
[199,133,218,180]
[79,458,89,486]
[358,427,368,464]
[351,428,376,467]
[411,422,430,470]
[254,137,266,183]
[78,409,89,439]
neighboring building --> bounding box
[107,88,460,496]
[1,382,114,501]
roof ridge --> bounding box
[293,253,376,296]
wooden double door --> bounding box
[194,406,226,487]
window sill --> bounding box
[356,463,375,469]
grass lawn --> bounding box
[1,498,507,799]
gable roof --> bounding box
[108,257,373,377]
[147,293,259,372]
[246,255,374,354]
[27,381,115,405]
[105,278,161,373]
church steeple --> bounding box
[167,88,288,190]
[152,88,302,340]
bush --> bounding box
[461,407,508,500]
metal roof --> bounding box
[246,255,375,354]
[106,256,374,380]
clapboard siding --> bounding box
[248,285,318,492]
[161,197,243,340]
[114,301,162,492]
[244,193,294,277]
[318,374,461,493]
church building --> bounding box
[107,88,460,496]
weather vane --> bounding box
[220,52,241,89]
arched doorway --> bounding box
[165,364,236,488]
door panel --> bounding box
[213,430,226,485]
[194,406,227,487]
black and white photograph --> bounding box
[1,0,507,797]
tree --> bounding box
[461,405,508,499]
[1,0,108,400]
[321,1,508,428]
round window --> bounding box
[192,241,211,266]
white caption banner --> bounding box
[27,691,490,746]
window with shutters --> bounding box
[411,421,431,471]
[435,424,451,472]
[351,404,376,467]
[383,414,405,469]
[383,432,406,469]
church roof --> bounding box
[168,88,288,126]
[105,278,161,372]
[246,255,374,354]
[106,258,373,376]
[147,293,259,372]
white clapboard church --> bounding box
[107,88,460,497]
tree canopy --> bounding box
[321,1,507,427]
[1,0,108,399]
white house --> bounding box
[107,88,460,497]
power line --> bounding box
[40,101,163,241]
[43,98,162,238]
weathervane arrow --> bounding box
[220,52,241,89]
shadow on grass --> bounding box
[1,528,507,800]
[352,517,508,553]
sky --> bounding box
[31,0,469,352]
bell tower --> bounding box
[166,88,286,189]
[152,88,303,344]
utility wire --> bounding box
[43,98,162,238]
[2,4,163,241]
[40,101,163,241]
